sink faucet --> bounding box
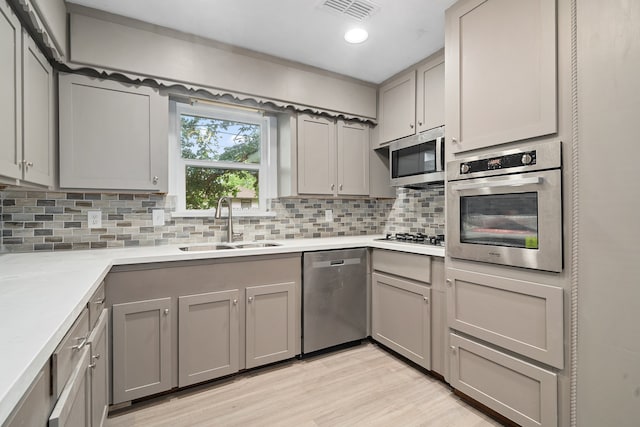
[215,196,243,242]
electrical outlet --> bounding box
[152,209,165,226]
[325,209,333,222]
[87,210,101,229]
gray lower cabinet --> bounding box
[4,364,53,427]
[371,272,431,370]
[88,310,109,427]
[449,333,557,427]
[48,347,91,427]
[107,254,302,403]
[178,290,240,387]
[112,297,172,404]
[245,282,296,369]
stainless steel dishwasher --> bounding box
[302,248,367,354]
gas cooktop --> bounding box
[376,233,445,247]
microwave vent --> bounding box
[318,0,380,21]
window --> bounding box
[170,102,276,215]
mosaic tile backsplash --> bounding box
[0,186,445,253]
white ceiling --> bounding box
[65,0,457,84]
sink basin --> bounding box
[179,244,235,251]
[234,242,281,249]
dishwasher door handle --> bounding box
[330,260,345,266]
[311,258,362,269]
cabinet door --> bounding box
[112,297,172,404]
[297,114,336,195]
[88,309,108,427]
[22,31,54,187]
[245,282,296,369]
[445,0,556,153]
[337,120,369,196]
[446,268,564,368]
[449,333,558,427]
[49,347,91,427]
[378,70,416,144]
[0,1,22,181]
[59,74,168,191]
[371,272,431,370]
[416,60,445,133]
[178,290,240,387]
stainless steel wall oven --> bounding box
[447,141,563,272]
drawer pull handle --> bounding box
[72,337,87,351]
[94,298,105,305]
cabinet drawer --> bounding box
[88,282,105,331]
[52,308,89,398]
[372,249,431,283]
[447,268,563,368]
[49,346,90,427]
[450,333,557,427]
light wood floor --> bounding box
[106,343,503,427]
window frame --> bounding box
[169,101,277,217]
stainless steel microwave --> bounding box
[389,126,445,188]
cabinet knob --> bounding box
[418,121,423,126]
[446,279,452,286]
[163,308,169,315]
[339,184,343,191]
[409,123,414,129]
[153,176,159,184]
[331,184,335,191]
[233,299,238,305]
[450,345,457,354]
[452,137,458,144]
[248,296,254,303]
[423,296,429,303]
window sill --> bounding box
[171,210,277,219]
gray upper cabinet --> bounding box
[178,290,240,387]
[59,73,168,192]
[297,114,370,197]
[245,281,296,369]
[297,114,336,195]
[337,120,369,196]
[445,0,557,153]
[0,0,21,182]
[416,59,445,133]
[22,31,54,187]
[0,3,54,188]
[378,70,416,145]
[112,297,172,404]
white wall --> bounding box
[577,1,640,426]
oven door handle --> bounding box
[451,176,542,191]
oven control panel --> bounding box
[460,150,537,175]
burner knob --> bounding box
[521,153,533,165]
[460,163,470,174]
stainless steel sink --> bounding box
[179,244,235,251]
[234,242,281,249]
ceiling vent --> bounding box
[319,0,380,21]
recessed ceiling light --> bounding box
[344,28,369,44]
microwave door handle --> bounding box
[451,176,543,191]
[436,137,443,172]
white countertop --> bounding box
[0,235,443,423]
